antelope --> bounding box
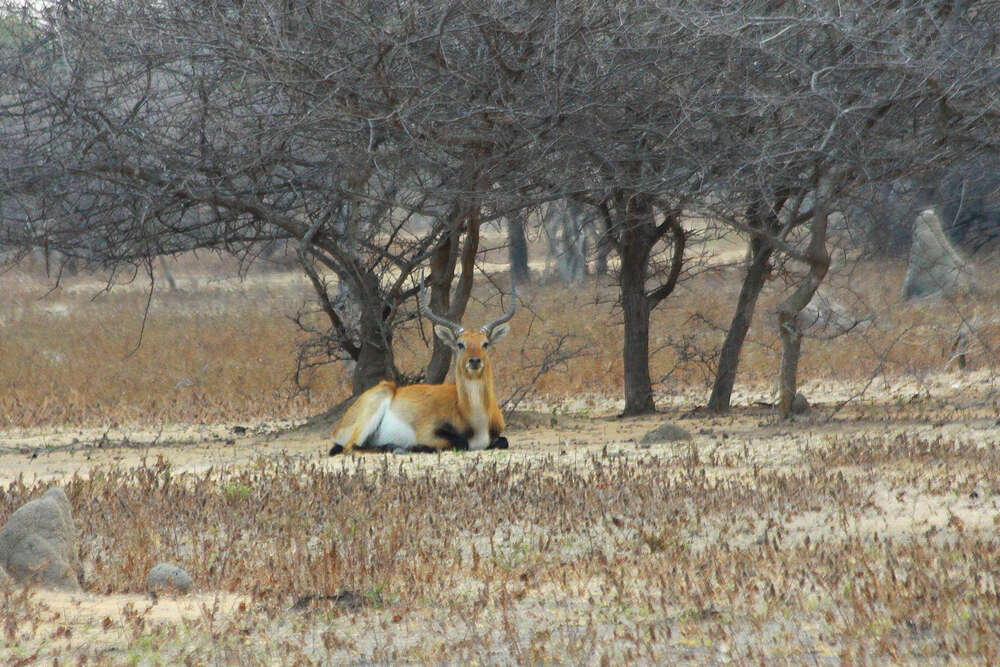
[329,282,515,455]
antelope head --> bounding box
[420,281,516,380]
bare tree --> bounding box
[520,3,702,415]
[0,1,532,395]
[541,199,602,282]
[4,0,999,419]
[677,1,1000,414]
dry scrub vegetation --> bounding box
[2,257,1000,664]
[4,426,1000,664]
[2,254,997,430]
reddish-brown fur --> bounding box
[330,327,509,454]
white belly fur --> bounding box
[373,408,417,447]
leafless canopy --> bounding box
[2,0,999,408]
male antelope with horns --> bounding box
[329,281,515,455]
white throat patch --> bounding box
[463,381,491,450]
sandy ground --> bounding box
[2,369,999,662]
[2,368,995,485]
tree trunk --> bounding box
[351,303,395,395]
[619,210,656,416]
[351,335,394,395]
[622,275,655,415]
[707,238,772,412]
[775,173,835,418]
[594,238,610,276]
[776,311,803,417]
[159,255,177,291]
[709,192,792,413]
[426,204,481,384]
[604,191,682,417]
[425,237,458,384]
[508,212,530,285]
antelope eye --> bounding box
[457,341,466,350]
[482,342,489,349]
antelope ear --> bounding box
[434,325,460,350]
[487,323,510,345]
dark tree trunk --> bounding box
[618,198,657,416]
[425,234,459,384]
[425,296,455,384]
[707,240,772,412]
[621,264,655,415]
[426,203,481,384]
[508,212,530,285]
[351,329,394,395]
[350,283,396,395]
[599,192,685,417]
[593,237,610,276]
[707,195,787,413]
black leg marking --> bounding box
[434,424,470,451]
[487,436,509,450]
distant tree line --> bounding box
[2,0,999,416]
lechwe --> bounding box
[329,282,514,455]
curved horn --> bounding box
[482,284,516,335]
[419,280,464,333]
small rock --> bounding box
[146,562,193,594]
[0,487,82,592]
[791,392,810,414]
[639,423,693,445]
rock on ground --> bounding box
[640,423,692,445]
[0,487,82,591]
[146,562,194,594]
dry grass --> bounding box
[3,425,1000,664]
[1,254,997,431]
[0,260,336,429]
[2,253,1000,663]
